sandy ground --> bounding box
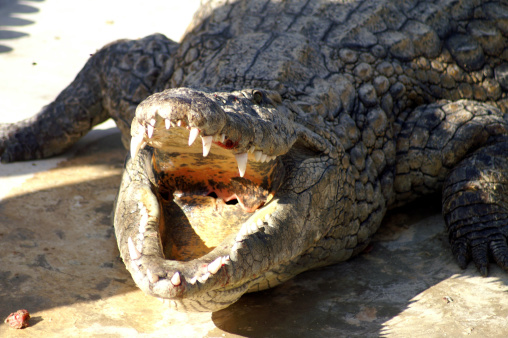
[1,1,508,337]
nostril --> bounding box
[224,139,234,148]
[207,192,218,198]
[160,190,171,201]
[226,199,238,205]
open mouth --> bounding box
[139,124,285,261]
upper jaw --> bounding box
[130,87,298,173]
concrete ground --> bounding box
[1,1,508,337]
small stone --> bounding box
[4,309,30,329]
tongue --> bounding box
[162,194,250,261]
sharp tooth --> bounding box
[250,222,258,233]
[220,134,226,143]
[254,150,262,162]
[170,272,181,286]
[130,133,147,159]
[248,146,255,153]
[165,119,171,129]
[147,120,155,138]
[128,237,141,260]
[202,135,213,156]
[188,127,199,146]
[235,153,248,177]
[257,218,264,227]
[177,120,182,127]
[197,272,210,283]
[208,257,223,274]
[260,153,268,162]
[199,272,211,282]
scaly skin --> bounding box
[1,0,508,311]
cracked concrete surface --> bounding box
[1,1,507,337]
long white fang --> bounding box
[165,119,171,129]
[235,153,248,177]
[188,127,199,146]
[260,153,268,162]
[207,257,223,274]
[220,134,226,143]
[254,150,262,162]
[177,120,182,127]
[171,272,181,286]
[130,133,147,159]
[202,136,213,156]
[128,237,141,260]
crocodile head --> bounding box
[114,87,341,311]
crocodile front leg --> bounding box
[443,141,508,276]
[0,33,178,163]
[393,100,508,274]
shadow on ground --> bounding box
[0,126,121,178]
[0,0,43,53]
[1,132,507,336]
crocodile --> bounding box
[1,0,508,312]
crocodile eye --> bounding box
[252,90,263,104]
